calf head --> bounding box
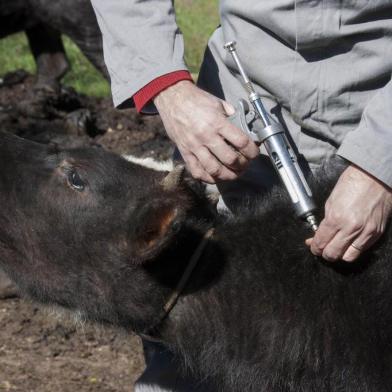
[0,132,215,331]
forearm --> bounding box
[90,0,189,108]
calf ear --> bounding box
[130,167,186,263]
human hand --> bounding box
[306,164,392,262]
[153,80,259,183]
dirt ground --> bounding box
[0,71,175,391]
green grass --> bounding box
[0,33,35,74]
[0,34,110,97]
[0,0,219,96]
[62,36,110,97]
[176,0,220,74]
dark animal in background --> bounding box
[0,0,108,91]
[0,131,391,391]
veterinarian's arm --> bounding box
[90,0,189,109]
[307,80,392,262]
[90,0,259,183]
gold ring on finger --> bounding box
[350,243,363,251]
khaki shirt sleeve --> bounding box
[90,0,189,107]
[337,80,392,188]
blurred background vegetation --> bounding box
[0,0,219,97]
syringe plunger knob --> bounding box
[224,41,237,52]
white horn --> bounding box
[161,164,186,191]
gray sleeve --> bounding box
[90,0,189,108]
[337,80,392,188]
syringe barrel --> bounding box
[263,129,316,219]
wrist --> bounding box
[133,71,193,113]
[348,164,392,193]
[153,80,194,111]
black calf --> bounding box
[0,131,391,391]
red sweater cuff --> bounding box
[133,71,193,113]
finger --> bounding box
[220,100,236,116]
[218,123,259,160]
[310,219,339,256]
[195,146,238,181]
[207,136,249,172]
[342,228,382,263]
[342,245,362,263]
[182,151,215,184]
[321,230,358,262]
[305,238,313,247]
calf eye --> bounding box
[68,170,85,191]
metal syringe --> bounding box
[224,41,318,231]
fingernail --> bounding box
[342,249,359,263]
[323,255,337,262]
[342,255,356,263]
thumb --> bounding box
[221,100,236,116]
[305,238,313,247]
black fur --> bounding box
[0,131,391,391]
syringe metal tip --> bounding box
[306,215,318,232]
[224,41,237,52]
